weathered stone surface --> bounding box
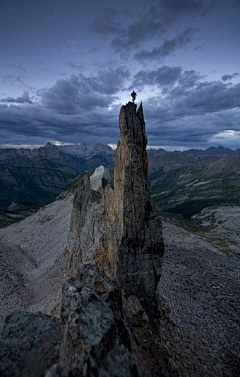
[45,264,138,377]
[125,295,165,377]
[67,102,164,316]
[53,101,165,375]
[0,311,62,377]
[158,221,240,377]
[66,167,118,279]
[0,101,165,377]
[114,102,164,313]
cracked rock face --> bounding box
[67,167,118,279]
[114,102,164,312]
[0,312,61,377]
[45,264,138,377]
[67,102,164,314]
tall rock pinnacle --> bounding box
[67,100,164,315]
[114,101,164,312]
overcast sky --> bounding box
[0,0,240,150]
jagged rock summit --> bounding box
[67,101,164,314]
[114,102,164,311]
[56,100,165,375]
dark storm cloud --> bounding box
[133,66,182,87]
[169,81,240,115]
[145,103,240,148]
[110,13,164,54]
[1,92,32,104]
[133,68,240,147]
[91,0,214,55]
[0,62,239,149]
[0,98,119,146]
[133,28,196,63]
[144,76,240,148]
[159,0,215,16]
[41,76,111,114]
[222,73,240,82]
[178,70,202,88]
[0,68,131,146]
[42,67,130,114]
[133,65,239,116]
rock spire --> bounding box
[67,101,164,314]
[114,101,164,311]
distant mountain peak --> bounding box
[45,142,54,148]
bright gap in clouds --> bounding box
[53,141,74,146]
[1,143,43,149]
[108,144,189,152]
[209,130,240,146]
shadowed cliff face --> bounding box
[57,101,165,375]
[67,101,164,314]
[114,102,164,312]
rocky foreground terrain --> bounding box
[192,206,240,256]
[1,196,239,375]
[159,222,240,376]
[0,102,239,376]
[0,193,74,333]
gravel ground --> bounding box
[1,199,240,376]
[193,206,240,256]
[158,221,240,376]
[0,194,73,334]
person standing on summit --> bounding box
[131,90,137,103]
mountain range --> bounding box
[0,142,114,212]
[1,143,240,233]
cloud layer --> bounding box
[1,0,240,150]
[0,64,239,149]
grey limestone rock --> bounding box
[66,167,118,278]
[67,101,164,316]
[0,311,62,377]
[114,102,164,314]
[45,264,138,377]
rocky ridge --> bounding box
[0,102,165,376]
[0,102,239,376]
[44,101,165,376]
[67,102,164,315]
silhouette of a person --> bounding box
[131,90,137,103]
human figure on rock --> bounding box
[131,90,137,103]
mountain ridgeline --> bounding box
[1,143,240,222]
[0,142,114,211]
